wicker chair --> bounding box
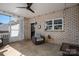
[32,33,45,45]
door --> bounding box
[31,23,35,39]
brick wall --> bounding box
[24,5,79,44]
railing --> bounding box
[0,31,10,45]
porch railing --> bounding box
[0,31,9,45]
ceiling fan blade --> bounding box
[16,3,35,13]
[27,3,32,8]
[27,8,35,13]
[17,7,26,8]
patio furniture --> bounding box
[60,43,79,56]
[0,31,9,45]
[0,38,3,47]
[32,32,45,45]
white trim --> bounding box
[54,18,64,31]
[45,18,64,32]
[45,20,53,31]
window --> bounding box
[54,18,63,31]
[45,18,63,31]
[45,20,53,31]
[9,16,20,37]
[0,14,10,24]
[11,24,19,37]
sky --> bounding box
[0,14,10,24]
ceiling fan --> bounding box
[17,3,35,13]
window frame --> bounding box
[10,23,19,37]
[45,18,64,32]
[53,18,64,31]
[45,20,53,31]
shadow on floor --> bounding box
[0,50,8,56]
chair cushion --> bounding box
[36,38,43,41]
[0,39,2,43]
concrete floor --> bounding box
[0,40,62,56]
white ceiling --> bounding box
[0,3,77,18]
